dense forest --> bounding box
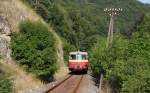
[23,0,146,49]
[22,0,149,60]
[10,0,149,92]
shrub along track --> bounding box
[45,74,85,93]
[0,0,68,92]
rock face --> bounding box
[0,16,11,63]
[0,16,11,35]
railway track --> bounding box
[72,75,84,93]
[45,74,85,93]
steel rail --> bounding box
[72,75,84,93]
[45,74,72,93]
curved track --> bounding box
[46,74,85,93]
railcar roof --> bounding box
[69,51,88,55]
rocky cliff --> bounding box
[0,16,11,63]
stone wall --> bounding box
[0,16,11,63]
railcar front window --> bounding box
[77,54,82,60]
[82,55,87,60]
[70,54,88,60]
[70,55,76,60]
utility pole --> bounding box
[104,8,123,48]
[99,8,123,93]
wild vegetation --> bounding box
[11,21,57,82]
[22,0,148,61]
[19,0,150,92]
[90,14,150,92]
[22,0,146,49]
[0,74,12,93]
[0,64,12,93]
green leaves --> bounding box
[120,15,150,93]
[121,57,150,93]
[22,0,150,90]
[0,72,12,93]
[11,21,57,82]
[22,0,148,52]
[90,14,150,92]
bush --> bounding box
[89,15,150,92]
[0,72,12,93]
[11,21,57,82]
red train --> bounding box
[68,51,89,72]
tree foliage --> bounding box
[90,14,150,92]
[22,0,147,51]
[21,0,150,91]
[11,21,57,82]
[0,70,12,93]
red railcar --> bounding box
[68,51,89,72]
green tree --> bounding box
[90,14,150,92]
[11,21,57,82]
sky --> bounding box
[138,0,150,3]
